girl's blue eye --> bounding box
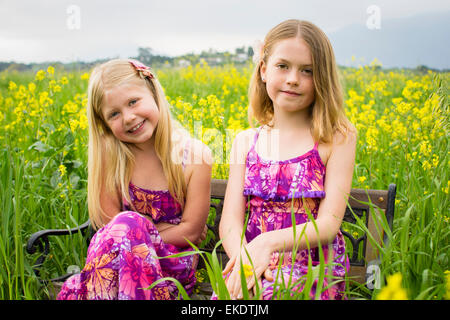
[302,69,313,74]
[277,64,288,69]
[129,99,137,106]
[108,111,119,119]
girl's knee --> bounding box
[100,211,157,245]
[111,211,145,224]
[109,211,155,233]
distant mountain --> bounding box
[328,11,450,70]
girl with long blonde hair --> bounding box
[58,59,212,300]
[217,19,357,300]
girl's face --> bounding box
[260,37,315,114]
[102,82,159,149]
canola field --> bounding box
[0,62,448,299]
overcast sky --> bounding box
[1,0,450,64]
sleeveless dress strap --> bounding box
[313,141,319,150]
[250,126,263,152]
[121,139,191,212]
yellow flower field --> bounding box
[0,62,448,299]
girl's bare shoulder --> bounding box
[230,128,259,165]
[234,127,259,149]
[318,125,357,166]
[332,124,357,150]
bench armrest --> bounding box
[26,220,91,278]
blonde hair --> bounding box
[87,59,187,230]
[248,19,354,143]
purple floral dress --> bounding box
[215,127,349,300]
[57,145,198,300]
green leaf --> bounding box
[28,141,51,153]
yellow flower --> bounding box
[443,181,450,195]
[69,119,79,132]
[227,118,243,131]
[28,82,36,93]
[392,97,403,105]
[47,66,55,75]
[195,270,205,283]
[432,155,439,168]
[358,176,367,184]
[192,109,201,121]
[60,76,69,85]
[49,79,61,93]
[39,91,53,107]
[35,70,46,81]
[184,101,193,112]
[222,84,230,96]
[241,264,253,278]
[63,100,78,114]
[419,140,432,157]
[412,91,422,100]
[198,98,207,107]
[365,126,379,151]
[213,115,223,129]
[370,57,382,68]
[376,272,408,300]
[422,160,431,171]
[78,112,88,130]
[396,101,412,114]
[8,81,17,91]
[59,164,67,177]
[80,73,90,80]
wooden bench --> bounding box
[27,179,396,299]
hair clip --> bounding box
[128,59,154,79]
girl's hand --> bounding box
[223,255,274,298]
[222,254,237,276]
[223,235,273,299]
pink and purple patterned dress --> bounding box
[218,127,349,300]
[57,146,198,300]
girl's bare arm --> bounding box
[158,140,213,247]
[219,130,256,258]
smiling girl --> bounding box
[57,59,212,300]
